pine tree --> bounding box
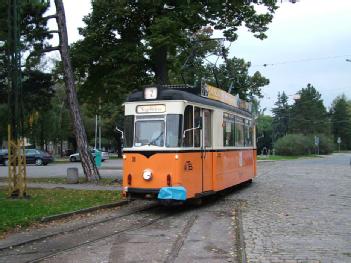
[272,91,290,141]
[330,95,351,150]
[289,84,329,135]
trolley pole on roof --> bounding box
[7,0,27,198]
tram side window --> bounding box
[166,114,182,147]
[194,107,201,147]
[244,120,253,146]
[249,123,254,146]
[204,110,212,147]
[124,115,134,148]
[183,106,193,147]
[235,117,244,147]
[223,113,235,147]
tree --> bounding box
[54,0,100,181]
[0,0,53,96]
[72,1,277,105]
[256,115,273,154]
[188,56,270,100]
[272,91,290,140]
[289,84,330,135]
[330,95,351,150]
[0,0,53,141]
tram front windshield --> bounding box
[135,120,164,147]
[133,115,182,147]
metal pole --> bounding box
[94,115,97,149]
[99,114,101,150]
[98,98,101,150]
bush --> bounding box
[274,134,334,156]
[306,134,334,155]
[274,134,313,156]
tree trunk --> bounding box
[151,46,169,84]
[54,0,100,181]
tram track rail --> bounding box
[25,211,170,263]
[1,192,250,263]
[164,214,198,263]
[1,201,200,263]
[0,201,159,253]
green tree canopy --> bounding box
[0,1,56,141]
[256,114,273,153]
[71,0,277,106]
[272,91,290,140]
[330,94,351,149]
[200,57,270,100]
[289,84,329,135]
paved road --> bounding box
[239,153,351,263]
[0,159,123,178]
[0,153,350,262]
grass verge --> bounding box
[257,155,320,161]
[0,188,120,235]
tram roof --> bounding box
[126,86,253,118]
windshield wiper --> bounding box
[149,132,164,146]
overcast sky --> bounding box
[47,0,351,114]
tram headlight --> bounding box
[143,169,152,181]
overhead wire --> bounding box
[251,54,351,67]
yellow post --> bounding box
[7,125,13,196]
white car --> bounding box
[69,149,109,162]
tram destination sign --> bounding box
[201,83,252,112]
[136,104,166,113]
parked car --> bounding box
[69,149,109,162]
[2,149,53,166]
[63,149,74,157]
[24,149,54,166]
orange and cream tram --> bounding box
[122,84,256,202]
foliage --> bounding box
[0,188,121,234]
[330,95,351,150]
[274,133,333,156]
[289,84,330,135]
[0,1,55,145]
[272,91,290,140]
[22,70,55,113]
[274,134,314,156]
[0,0,52,93]
[72,0,277,107]
[203,57,270,100]
[306,134,334,155]
[256,114,273,153]
[0,104,8,146]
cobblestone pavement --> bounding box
[234,153,351,263]
[0,154,350,263]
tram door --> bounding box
[202,109,213,192]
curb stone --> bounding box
[40,200,129,222]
